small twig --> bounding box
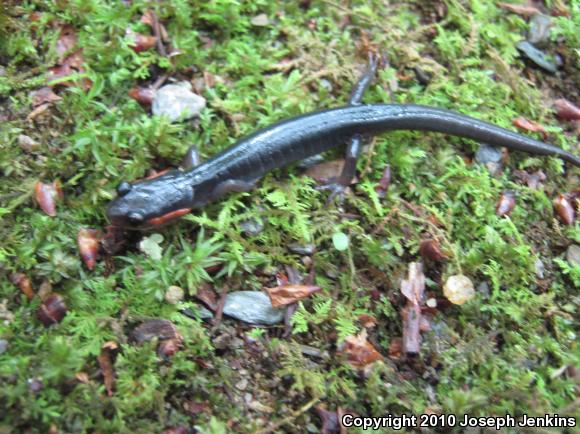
[151,11,167,58]
[255,397,320,434]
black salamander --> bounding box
[107,59,580,230]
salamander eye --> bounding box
[117,181,132,196]
[127,212,144,225]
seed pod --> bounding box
[35,181,63,216]
[553,194,575,225]
[77,228,101,270]
[419,239,446,261]
[37,294,67,326]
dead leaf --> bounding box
[56,25,77,60]
[126,29,157,53]
[34,180,63,216]
[498,2,541,17]
[496,191,516,216]
[419,239,446,261]
[78,228,101,270]
[553,98,580,121]
[512,117,548,139]
[553,194,575,225]
[97,344,116,396]
[266,284,321,307]
[10,273,34,300]
[131,319,181,344]
[128,86,156,106]
[305,159,345,183]
[339,330,383,369]
[31,87,62,107]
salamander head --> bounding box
[106,170,195,230]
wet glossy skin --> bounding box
[107,104,580,229]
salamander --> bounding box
[107,59,580,230]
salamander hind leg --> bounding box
[181,145,202,170]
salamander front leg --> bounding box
[320,54,379,203]
[210,179,259,202]
[181,145,202,170]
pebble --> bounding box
[534,258,545,279]
[152,82,206,122]
[240,218,264,236]
[443,275,475,305]
[516,41,557,74]
[566,245,580,266]
[288,243,316,255]
[251,14,269,27]
[475,143,503,175]
[528,14,552,47]
[0,339,8,354]
[223,291,284,325]
[18,135,39,153]
[180,305,214,320]
[165,286,184,304]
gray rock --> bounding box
[288,243,316,255]
[152,82,206,122]
[528,14,552,47]
[534,258,545,278]
[0,339,8,354]
[516,41,557,74]
[566,245,580,266]
[240,218,264,236]
[180,305,214,320]
[223,291,284,325]
[475,143,502,165]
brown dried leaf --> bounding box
[128,87,156,106]
[97,344,116,396]
[305,159,345,183]
[266,284,321,307]
[140,10,155,27]
[374,164,391,198]
[56,25,77,60]
[131,319,181,344]
[10,273,34,300]
[512,117,548,139]
[34,180,63,216]
[31,87,62,107]
[126,29,157,53]
[419,239,446,261]
[316,406,340,434]
[78,228,101,270]
[553,98,580,121]
[496,191,516,216]
[553,194,575,225]
[498,2,541,17]
[339,330,383,369]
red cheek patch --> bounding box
[147,208,191,226]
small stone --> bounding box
[180,305,214,320]
[566,245,580,266]
[18,135,39,152]
[223,291,284,325]
[0,339,8,354]
[235,378,248,391]
[165,286,184,304]
[443,275,475,305]
[288,243,316,255]
[476,281,490,298]
[426,298,437,308]
[319,78,333,92]
[528,14,552,47]
[251,13,269,27]
[475,143,502,165]
[516,41,557,74]
[240,218,264,236]
[534,258,545,279]
[152,82,206,122]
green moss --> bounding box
[0,0,578,432]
